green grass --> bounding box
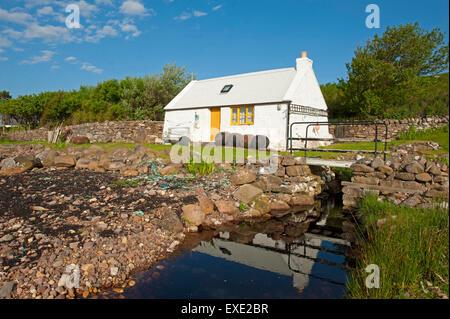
[346,195,449,299]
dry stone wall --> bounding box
[1,120,164,144]
[342,144,449,210]
[329,115,449,140]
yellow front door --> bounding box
[210,108,221,141]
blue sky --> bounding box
[0,0,448,98]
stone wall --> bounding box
[1,120,164,144]
[342,144,449,210]
[329,115,449,140]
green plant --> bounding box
[185,161,214,176]
[239,202,248,211]
[346,195,449,299]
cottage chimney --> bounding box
[296,51,312,70]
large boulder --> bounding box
[0,157,16,170]
[158,164,182,176]
[214,200,239,215]
[54,155,75,167]
[14,154,35,171]
[155,207,184,233]
[197,195,215,215]
[233,184,263,204]
[70,136,90,145]
[181,205,205,226]
[229,168,256,185]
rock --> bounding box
[281,155,296,166]
[428,165,442,176]
[158,164,181,176]
[405,162,424,174]
[134,128,147,144]
[401,195,422,207]
[0,234,14,242]
[35,149,56,167]
[214,200,240,215]
[54,155,75,168]
[378,165,393,175]
[252,195,271,214]
[14,154,35,170]
[270,200,290,212]
[181,205,205,226]
[70,136,90,144]
[352,176,379,185]
[0,281,17,299]
[197,196,214,215]
[103,160,125,171]
[0,157,16,170]
[276,167,285,177]
[416,172,432,183]
[233,184,263,204]
[229,169,256,185]
[285,165,311,177]
[350,164,374,173]
[395,172,415,181]
[292,194,314,208]
[371,157,384,169]
[403,181,426,191]
[110,267,119,276]
[155,207,184,233]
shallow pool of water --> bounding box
[102,199,353,299]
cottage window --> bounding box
[231,106,254,125]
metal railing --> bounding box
[288,121,389,161]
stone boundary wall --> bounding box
[1,120,164,144]
[329,115,449,140]
[342,145,449,210]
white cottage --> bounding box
[163,52,331,151]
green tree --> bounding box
[342,23,449,119]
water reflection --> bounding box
[102,199,353,299]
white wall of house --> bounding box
[220,103,288,151]
[163,108,211,143]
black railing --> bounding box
[288,121,389,161]
[289,104,328,117]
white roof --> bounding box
[165,67,297,110]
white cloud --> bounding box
[37,6,55,16]
[0,57,8,62]
[21,50,56,64]
[0,49,4,53]
[81,62,103,74]
[212,5,222,11]
[120,22,141,38]
[120,1,154,16]
[193,11,207,17]
[23,23,74,43]
[65,56,77,62]
[94,0,114,5]
[174,12,192,21]
[0,36,12,47]
[85,24,119,42]
[0,8,34,25]
[51,64,60,69]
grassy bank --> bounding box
[346,196,449,299]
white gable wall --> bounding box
[285,57,332,149]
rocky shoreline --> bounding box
[0,143,329,299]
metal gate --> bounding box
[287,121,389,161]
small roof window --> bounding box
[221,84,233,93]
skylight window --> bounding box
[221,84,233,93]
